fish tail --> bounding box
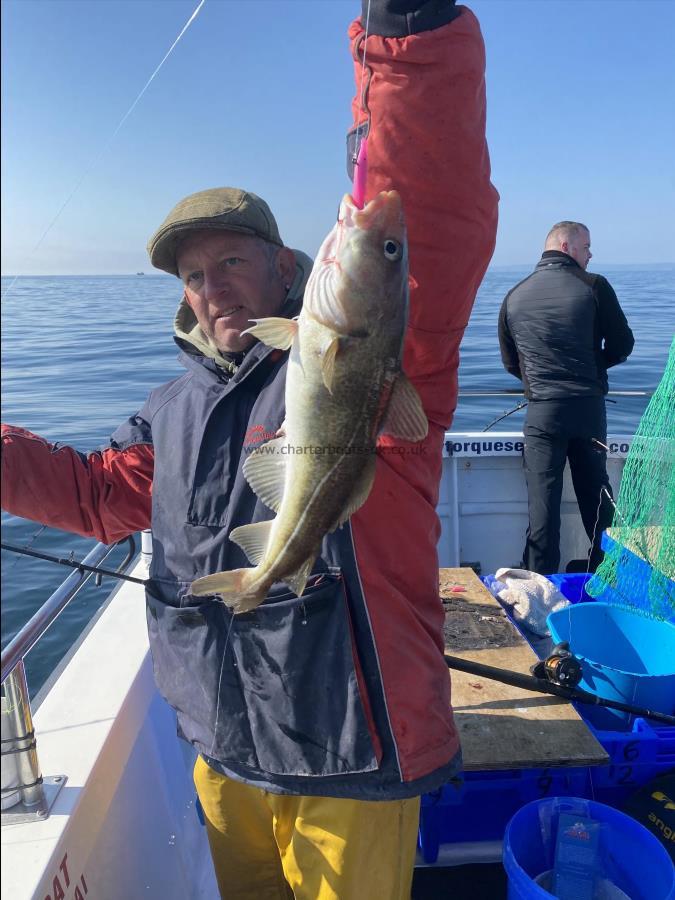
[190,567,267,614]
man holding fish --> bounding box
[1,1,498,897]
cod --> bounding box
[191,190,428,612]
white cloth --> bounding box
[484,568,570,636]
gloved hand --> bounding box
[363,0,460,37]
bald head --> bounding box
[545,221,592,269]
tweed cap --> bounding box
[147,187,283,276]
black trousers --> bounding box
[522,397,614,575]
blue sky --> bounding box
[2,0,674,275]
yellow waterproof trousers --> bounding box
[194,755,420,900]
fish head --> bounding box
[304,190,409,337]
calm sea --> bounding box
[1,267,673,694]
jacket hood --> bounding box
[173,249,313,368]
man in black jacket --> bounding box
[498,221,634,574]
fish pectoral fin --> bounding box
[320,332,340,393]
[379,373,429,442]
[333,456,377,529]
[191,568,268,614]
[284,556,315,598]
[230,520,274,565]
[192,567,249,597]
[242,437,288,513]
[240,317,298,350]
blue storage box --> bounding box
[545,572,594,604]
[418,767,589,864]
[423,567,675,864]
[587,532,675,623]
[418,719,675,864]
[586,717,675,807]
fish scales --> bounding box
[260,322,398,576]
[191,191,428,612]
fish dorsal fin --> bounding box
[379,374,429,442]
[320,331,340,393]
[229,519,274,566]
[331,455,377,530]
[242,437,288,513]
[284,556,315,598]
[240,317,298,350]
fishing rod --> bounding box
[476,390,653,433]
[444,649,675,726]
[6,544,671,724]
[459,391,654,397]
[482,400,528,432]
[1,541,148,587]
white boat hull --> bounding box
[438,432,629,573]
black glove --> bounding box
[363,0,460,37]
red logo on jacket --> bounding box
[244,424,277,447]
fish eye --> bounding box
[383,239,402,261]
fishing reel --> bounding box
[530,642,583,688]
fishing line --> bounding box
[209,608,236,760]
[1,525,47,576]
[600,486,655,572]
[584,469,608,582]
[566,431,617,643]
[2,0,207,302]
[566,481,606,647]
[353,0,372,166]
[32,0,207,254]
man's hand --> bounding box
[364,0,460,38]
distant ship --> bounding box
[136,271,145,276]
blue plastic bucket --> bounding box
[547,603,675,731]
[503,796,675,900]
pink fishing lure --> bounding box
[352,137,368,209]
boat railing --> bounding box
[1,532,147,825]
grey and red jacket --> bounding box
[498,251,634,399]
[1,6,498,799]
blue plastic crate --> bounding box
[546,572,594,604]
[417,767,589,864]
[437,570,675,866]
[417,719,675,864]
[588,532,675,622]
[587,717,675,807]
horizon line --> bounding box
[3,261,675,278]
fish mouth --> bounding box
[341,190,403,232]
[318,191,405,269]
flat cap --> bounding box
[147,187,283,276]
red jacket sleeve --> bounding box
[1,424,153,544]
[349,6,499,429]
[347,8,499,779]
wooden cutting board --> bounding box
[440,568,609,770]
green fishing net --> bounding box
[586,337,675,622]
